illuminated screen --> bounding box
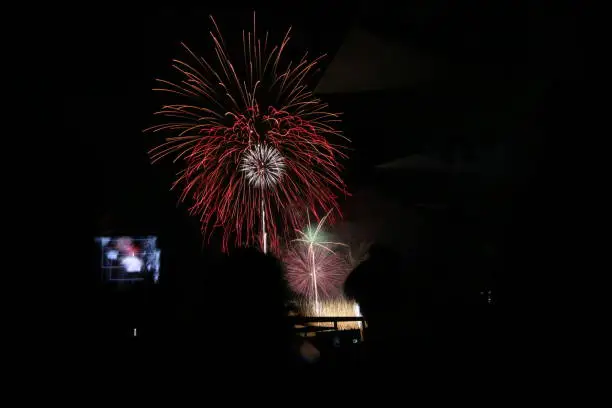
[95,236,160,283]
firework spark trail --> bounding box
[146,13,349,253]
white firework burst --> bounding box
[240,144,285,188]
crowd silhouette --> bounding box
[89,241,495,376]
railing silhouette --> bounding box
[289,316,367,332]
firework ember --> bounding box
[146,13,349,253]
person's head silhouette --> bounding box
[203,248,293,366]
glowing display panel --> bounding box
[95,236,160,283]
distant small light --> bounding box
[133,328,137,337]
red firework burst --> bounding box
[146,13,349,253]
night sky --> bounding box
[58,1,582,299]
[66,4,355,241]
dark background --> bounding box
[50,1,584,345]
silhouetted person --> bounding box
[344,244,434,368]
[180,248,296,372]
